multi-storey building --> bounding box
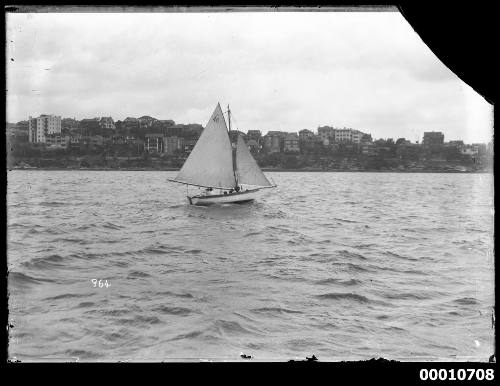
[317,126,335,144]
[298,129,315,141]
[351,130,364,144]
[28,114,62,143]
[183,138,198,154]
[45,133,69,149]
[246,139,260,153]
[334,128,354,143]
[138,116,158,129]
[263,132,285,153]
[422,131,444,147]
[284,133,300,153]
[144,133,165,153]
[246,130,262,143]
[99,117,115,130]
[123,117,140,130]
[165,136,184,155]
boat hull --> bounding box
[188,189,260,206]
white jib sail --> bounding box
[173,103,237,189]
[235,135,273,187]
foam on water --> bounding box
[7,170,495,361]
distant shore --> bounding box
[7,167,491,173]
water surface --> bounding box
[7,171,495,361]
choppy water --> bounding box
[7,171,495,362]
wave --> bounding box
[345,263,370,272]
[142,246,172,255]
[39,201,68,207]
[338,250,368,260]
[153,290,194,298]
[127,270,151,279]
[21,254,66,269]
[152,305,193,316]
[453,297,479,306]
[169,330,205,341]
[8,222,42,229]
[91,308,130,317]
[44,293,90,301]
[8,271,55,286]
[381,292,430,301]
[315,278,362,286]
[383,251,418,261]
[184,249,202,254]
[53,237,88,244]
[332,217,359,224]
[63,349,104,359]
[244,231,262,237]
[315,292,370,303]
[118,315,162,325]
[76,301,95,308]
[251,306,303,315]
[214,319,257,335]
[102,222,123,230]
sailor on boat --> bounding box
[168,103,276,206]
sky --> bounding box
[6,9,494,143]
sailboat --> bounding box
[168,103,276,206]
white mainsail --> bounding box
[235,135,273,187]
[172,103,237,189]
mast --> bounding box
[228,104,238,187]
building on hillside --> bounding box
[263,132,284,153]
[138,116,158,129]
[284,133,300,153]
[422,131,444,147]
[361,133,373,143]
[99,117,115,130]
[123,117,140,130]
[7,121,29,141]
[298,129,315,141]
[361,142,378,156]
[144,133,165,153]
[89,135,104,148]
[246,139,260,153]
[299,130,319,153]
[45,134,70,149]
[351,130,364,144]
[446,140,464,149]
[152,119,176,131]
[183,138,198,154]
[79,118,101,136]
[334,128,354,142]
[164,136,184,155]
[246,130,262,142]
[28,114,62,143]
[317,126,335,144]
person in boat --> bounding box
[204,187,214,196]
[235,186,240,193]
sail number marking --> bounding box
[91,279,111,288]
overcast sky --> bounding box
[6,10,493,143]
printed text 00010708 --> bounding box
[420,369,494,381]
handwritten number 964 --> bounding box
[91,279,110,288]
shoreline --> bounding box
[6,167,491,173]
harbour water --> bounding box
[7,171,495,361]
